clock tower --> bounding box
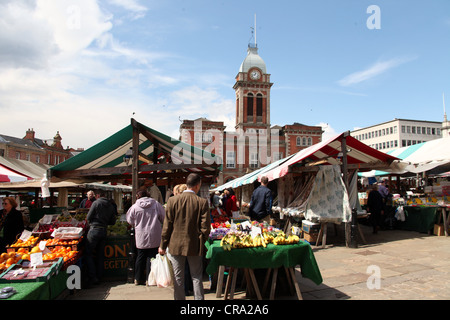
[233,44,273,132]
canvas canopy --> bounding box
[0,164,31,183]
[211,154,295,191]
[259,132,400,182]
[359,138,450,177]
[48,119,221,190]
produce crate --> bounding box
[5,235,41,253]
[0,258,63,283]
[45,236,84,252]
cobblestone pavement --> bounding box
[64,225,450,300]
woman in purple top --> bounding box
[126,190,165,285]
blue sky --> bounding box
[1,0,449,149]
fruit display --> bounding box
[220,231,268,250]
[33,224,55,234]
[0,252,22,270]
[219,228,301,251]
[43,247,79,263]
[8,236,39,249]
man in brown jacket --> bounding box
[158,173,211,300]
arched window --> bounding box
[308,137,312,146]
[247,93,254,117]
[256,93,263,118]
[302,137,307,146]
[296,137,301,146]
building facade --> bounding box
[0,128,81,166]
[179,43,323,183]
[350,119,443,152]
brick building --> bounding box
[180,43,323,184]
[0,128,81,166]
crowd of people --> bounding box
[0,173,274,301]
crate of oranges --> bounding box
[44,237,83,252]
[6,235,40,253]
[0,252,22,271]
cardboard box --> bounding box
[302,220,320,234]
[303,232,318,244]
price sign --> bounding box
[30,252,43,267]
[19,230,32,242]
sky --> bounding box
[1,0,450,150]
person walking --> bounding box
[126,190,165,285]
[85,191,117,286]
[248,176,273,222]
[158,173,210,300]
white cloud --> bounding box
[316,122,339,141]
[338,56,417,87]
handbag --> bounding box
[148,254,173,288]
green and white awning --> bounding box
[49,119,221,184]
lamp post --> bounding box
[124,147,136,283]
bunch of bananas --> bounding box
[252,234,267,248]
[273,234,300,245]
[220,232,267,250]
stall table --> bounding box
[205,240,322,300]
[400,206,442,234]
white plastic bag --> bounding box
[148,254,173,288]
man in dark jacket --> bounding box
[367,184,384,234]
[248,176,272,222]
[85,191,117,286]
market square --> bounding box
[1,1,450,302]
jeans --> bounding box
[169,255,204,300]
[135,247,158,284]
[84,227,107,282]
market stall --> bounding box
[206,219,322,300]
[0,119,221,299]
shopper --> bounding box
[0,197,24,253]
[248,176,273,222]
[85,191,117,287]
[159,173,211,300]
[126,190,165,285]
[367,184,384,234]
[225,188,239,218]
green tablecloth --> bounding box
[400,206,439,233]
[205,240,323,285]
[0,269,68,300]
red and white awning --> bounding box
[0,165,31,183]
[259,132,399,181]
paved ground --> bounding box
[63,224,450,301]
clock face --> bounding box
[250,70,261,80]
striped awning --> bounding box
[0,164,31,183]
[359,138,450,176]
[49,119,221,185]
[212,154,295,191]
[260,132,399,181]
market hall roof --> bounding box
[48,119,221,185]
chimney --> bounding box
[24,128,35,141]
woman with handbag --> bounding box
[0,197,24,253]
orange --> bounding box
[22,254,30,260]
[6,258,15,265]
[30,246,40,253]
[1,253,8,259]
